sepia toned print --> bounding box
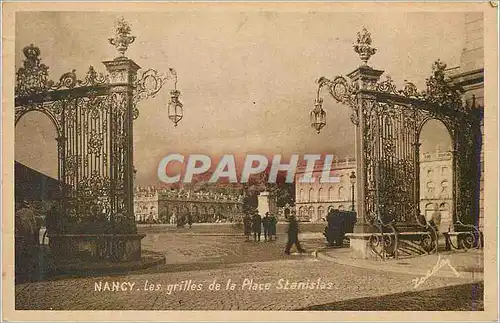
[2,2,499,321]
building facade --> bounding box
[158,189,244,223]
[448,12,484,230]
[419,148,453,227]
[133,186,244,223]
[294,157,357,222]
[294,151,454,223]
[134,187,159,222]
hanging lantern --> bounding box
[168,89,183,126]
[310,98,326,134]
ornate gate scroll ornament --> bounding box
[313,28,482,258]
[15,17,182,241]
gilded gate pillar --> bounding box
[347,65,384,233]
[103,57,140,233]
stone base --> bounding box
[346,233,375,259]
[49,234,146,263]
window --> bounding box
[308,188,314,202]
[308,206,315,219]
[441,180,449,194]
[318,188,323,202]
[318,206,325,221]
[426,181,435,194]
[328,187,334,200]
[338,186,345,200]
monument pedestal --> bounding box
[257,191,270,215]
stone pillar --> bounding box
[342,65,384,258]
[347,65,384,233]
[103,57,141,233]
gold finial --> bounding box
[109,17,136,58]
[353,27,377,66]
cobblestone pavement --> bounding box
[16,230,481,310]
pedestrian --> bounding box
[243,213,252,241]
[284,211,306,254]
[262,212,270,241]
[252,211,262,242]
[269,213,277,241]
[43,202,60,245]
[187,213,193,229]
[429,205,441,233]
[15,199,38,270]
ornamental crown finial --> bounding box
[108,17,136,58]
[353,27,377,66]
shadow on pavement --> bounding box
[298,282,484,311]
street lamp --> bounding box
[168,89,183,127]
[349,171,356,211]
[310,98,326,134]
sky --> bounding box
[14,10,464,185]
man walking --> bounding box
[252,211,262,242]
[262,212,270,241]
[269,213,277,241]
[285,211,305,254]
[243,213,252,242]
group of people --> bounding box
[242,210,305,255]
[243,211,277,242]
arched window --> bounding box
[318,188,323,202]
[328,187,334,201]
[299,189,304,202]
[338,186,345,200]
[192,205,198,214]
[308,188,314,202]
[328,205,335,212]
[299,206,305,218]
[338,205,345,210]
[317,206,325,221]
[308,206,315,220]
[439,202,448,211]
[426,181,435,194]
[441,180,449,194]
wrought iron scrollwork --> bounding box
[15,45,52,97]
[132,68,178,120]
[368,222,399,260]
[15,44,108,98]
[316,75,359,125]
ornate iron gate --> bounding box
[15,18,178,236]
[313,28,482,257]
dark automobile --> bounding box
[323,210,357,246]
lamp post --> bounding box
[349,171,356,211]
